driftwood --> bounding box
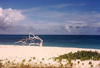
[15,32,43,47]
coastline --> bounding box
[0,45,100,58]
[0,45,100,68]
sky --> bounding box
[0,0,100,35]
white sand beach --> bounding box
[0,45,100,68]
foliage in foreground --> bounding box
[1,51,100,68]
[55,51,100,61]
[0,63,71,68]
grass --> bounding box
[40,61,42,64]
[82,63,84,65]
[33,57,36,60]
[1,50,100,68]
[0,62,3,68]
[54,51,100,62]
[91,64,93,68]
[29,59,32,62]
[6,58,8,60]
[0,57,99,68]
[22,59,26,63]
[8,60,10,63]
[58,59,62,63]
[89,61,92,65]
[0,60,3,61]
[48,58,51,60]
[78,61,80,64]
[42,58,44,61]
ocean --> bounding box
[0,35,100,49]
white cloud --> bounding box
[0,7,25,30]
[18,8,100,34]
[91,22,100,27]
[67,21,84,24]
[0,4,100,35]
[0,8,4,17]
[3,8,25,23]
[50,4,86,8]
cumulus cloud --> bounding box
[4,8,25,22]
[0,4,100,35]
[0,7,25,30]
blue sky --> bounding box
[0,0,100,35]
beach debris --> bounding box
[15,32,43,47]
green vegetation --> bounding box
[0,62,3,68]
[22,59,26,63]
[33,57,36,60]
[89,61,93,68]
[91,64,93,68]
[48,58,51,60]
[49,63,50,65]
[67,58,71,64]
[89,61,92,65]
[40,61,42,64]
[0,51,100,68]
[82,63,84,65]
[29,59,32,62]
[42,58,44,60]
[8,60,10,63]
[60,63,63,68]
[54,51,100,62]
[0,60,3,61]
[6,58,8,60]
[0,61,74,68]
[78,61,80,64]
[58,58,62,63]
[70,63,73,67]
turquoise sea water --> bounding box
[0,35,100,49]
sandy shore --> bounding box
[1,45,100,59]
[0,45,100,68]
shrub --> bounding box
[45,64,48,67]
[29,59,32,62]
[48,58,51,60]
[33,57,36,60]
[6,58,8,60]
[73,63,76,66]
[40,61,42,64]
[60,63,63,68]
[67,58,72,64]
[20,63,31,68]
[42,58,44,61]
[54,51,100,61]
[54,58,57,61]
[91,64,93,68]
[81,58,85,61]
[22,59,26,63]
[0,60,3,61]
[82,63,84,65]
[70,63,73,67]
[58,59,62,63]
[78,61,80,64]
[0,62,3,67]
[8,60,10,63]
[49,63,51,65]
[98,63,100,67]
[89,61,92,65]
